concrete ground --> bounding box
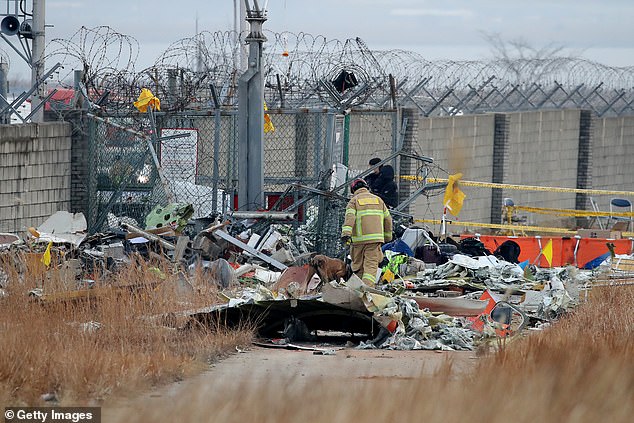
[104,346,476,421]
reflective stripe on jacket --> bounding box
[341,187,393,244]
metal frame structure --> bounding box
[0,0,48,122]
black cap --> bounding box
[369,157,381,166]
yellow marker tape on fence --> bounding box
[415,219,634,238]
[400,176,634,197]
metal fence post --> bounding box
[342,113,350,167]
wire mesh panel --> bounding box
[263,110,332,193]
[158,112,238,218]
[346,111,398,174]
[87,116,159,231]
[83,109,340,234]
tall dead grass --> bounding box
[0,252,253,406]
[108,285,634,423]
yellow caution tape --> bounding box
[401,176,634,197]
[508,205,634,218]
[415,219,634,238]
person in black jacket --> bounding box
[373,164,398,208]
[364,157,382,192]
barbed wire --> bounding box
[46,26,139,87]
[42,27,634,115]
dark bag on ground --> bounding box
[493,240,521,263]
[458,237,491,257]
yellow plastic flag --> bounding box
[133,88,161,113]
[41,241,53,267]
[264,101,275,133]
[443,173,466,216]
[542,239,553,267]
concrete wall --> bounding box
[412,114,497,225]
[402,110,634,229]
[0,123,72,233]
[503,110,583,226]
[592,116,634,211]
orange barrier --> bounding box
[461,235,633,268]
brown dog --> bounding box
[304,254,350,289]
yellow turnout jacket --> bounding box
[341,187,393,244]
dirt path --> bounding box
[104,346,476,422]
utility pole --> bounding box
[233,0,248,72]
[239,0,247,71]
[30,0,45,122]
[237,0,266,210]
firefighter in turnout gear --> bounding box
[341,178,393,286]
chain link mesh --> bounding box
[81,109,401,254]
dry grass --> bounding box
[108,284,634,423]
[0,252,253,406]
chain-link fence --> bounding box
[80,108,396,254]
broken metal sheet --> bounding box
[271,266,311,295]
[120,222,175,250]
[188,298,378,338]
[520,290,544,313]
[128,237,149,244]
[384,335,423,350]
[33,211,88,247]
[182,226,606,350]
[252,340,341,354]
[449,254,487,270]
[0,233,20,247]
[100,242,126,259]
[246,230,284,254]
[604,254,634,276]
[224,285,278,306]
[270,248,294,264]
[322,281,367,312]
[437,325,476,350]
[254,268,282,284]
[410,296,488,316]
[192,235,223,260]
[361,291,395,314]
[409,278,488,292]
[213,229,288,270]
[538,288,574,319]
[234,263,257,277]
[145,203,194,232]
[421,254,524,281]
[401,227,436,251]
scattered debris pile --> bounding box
[1,205,630,353]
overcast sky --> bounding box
[3,0,633,80]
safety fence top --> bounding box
[43,27,634,117]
